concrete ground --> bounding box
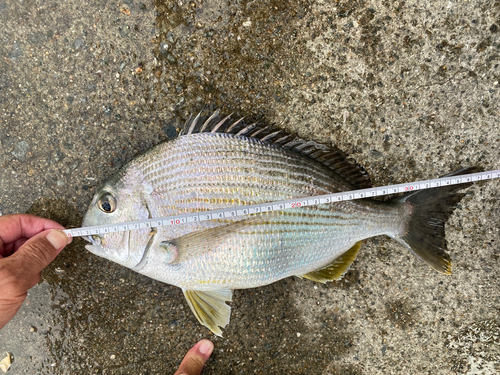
[1,0,499,373]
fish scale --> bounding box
[151,207,401,290]
[82,115,476,335]
[137,132,400,282]
[141,134,336,195]
[135,134,383,244]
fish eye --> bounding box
[97,193,117,213]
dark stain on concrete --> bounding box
[203,278,358,374]
[335,268,361,290]
[26,198,82,229]
[385,298,418,329]
[153,0,314,117]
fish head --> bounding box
[82,169,154,269]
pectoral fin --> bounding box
[158,241,179,264]
[302,241,362,283]
[166,217,258,263]
[183,289,232,337]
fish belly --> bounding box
[141,202,405,290]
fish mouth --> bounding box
[82,235,102,255]
[84,234,104,255]
[83,234,102,246]
[81,227,152,269]
[83,231,132,265]
[85,243,103,254]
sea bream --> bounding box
[82,111,474,336]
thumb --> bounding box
[174,340,214,375]
[0,230,71,329]
[13,230,71,276]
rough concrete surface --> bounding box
[0,0,499,373]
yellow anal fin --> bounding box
[183,289,232,337]
[302,241,362,283]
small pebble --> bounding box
[74,37,84,49]
[12,141,30,161]
[0,352,11,373]
[159,42,169,54]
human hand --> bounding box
[174,339,214,375]
[0,214,72,329]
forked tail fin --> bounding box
[395,167,478,274]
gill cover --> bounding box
[82,168,154,269]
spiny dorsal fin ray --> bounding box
[186,109,203,135]
[181,110,371,189]
[200,109,219,133]
[235,122,257,136]
[226,117,245,133]
[301,241,362,283]
[183,289,232,337]
[211,113,233,133]
[180,114,193,136]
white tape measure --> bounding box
[63,169,500,238]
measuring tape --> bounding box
[64,169,500,238]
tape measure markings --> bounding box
[64,169,500,238]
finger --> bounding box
[0,214,65,245]
[8,230,71,291]
[1,241,18,258]
[0,291,27,330]
[2,238,29,257]
[174,340,214,375]
[13,238,28,253]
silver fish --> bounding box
[83,112,473,336]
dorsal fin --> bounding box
[181,110,371,189]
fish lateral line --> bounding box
[64,169,499,238]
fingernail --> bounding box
[198,340,214,356]
[47,230,70,250]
